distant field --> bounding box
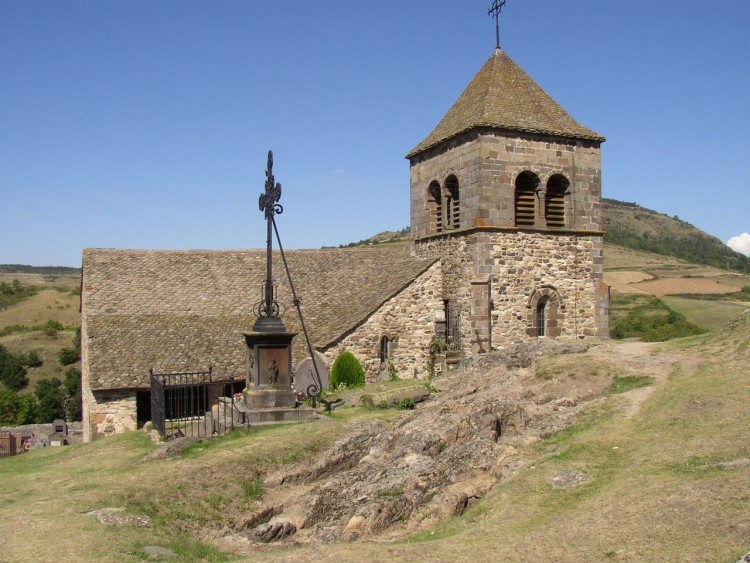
[603,244,692,271]
[0,288,80,328]
[662,296,750,331]
[630,277,738,296]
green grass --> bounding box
[607,375,655,394]
[662,295,750,330]
[610,295,705,341]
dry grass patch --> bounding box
[0,288,80,328]
[0,408,407,562]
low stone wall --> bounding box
[0,422,84,448]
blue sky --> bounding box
[2,0,749,266]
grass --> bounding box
[610,295,705,341]
[607,375,655,394]
[662,295,750,330]
[3,320,749,561]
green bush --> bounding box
[58,347,80,366]
[329,351,365,389]
[24,350,43,368]
[611,296,705,342]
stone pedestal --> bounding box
[241,328,314,423]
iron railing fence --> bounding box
[149,368,245,439]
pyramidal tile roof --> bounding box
[407,49,605,158]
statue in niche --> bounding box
[267,358,279,385]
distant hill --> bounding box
[0,264,81,275]
[603,198,748,271]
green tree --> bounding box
[35,377,65,422]
[0,350,29,391]
[329,351,365,389]
[63,367,82,421]
[0,389,38,425]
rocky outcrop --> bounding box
[224,339,599,544]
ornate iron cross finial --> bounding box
[259,150,283,219]
[488,0,507,49]
[254,150,285,327]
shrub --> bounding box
[38,319,64,337]
[58,347,80,366]
[24,350,43,368]
[329,351,365,389]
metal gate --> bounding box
[149,368,244,438]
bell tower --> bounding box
[407,47,608,353]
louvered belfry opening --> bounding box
[515,171,539,227]
[545,174,569,228]
[445,175,460,230]
[428,180,443,233]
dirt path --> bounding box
[585,339,698,418]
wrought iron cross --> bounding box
[257,150,283,320]
[488,0,507,49]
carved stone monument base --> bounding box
[243,388,297,409]
[237,404,316,424]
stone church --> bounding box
[80,47,607,441]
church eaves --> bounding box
[406,49,605,159]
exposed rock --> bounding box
[86,507,152,527]
[251,518,296,542]
[224,340,601,543]
[551,469,591,488]
[144,436,201,460]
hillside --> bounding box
[603,198,748,271]
[2,313,748,561]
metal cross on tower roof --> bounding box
[488,0,507,50]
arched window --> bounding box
[380,336,391,364]
[515,171,540,227]
[444,175,460,230]
[427,181,443,233]
[527,287,563,338]
[545,174,569,228]
[536,298,547,337]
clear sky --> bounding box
[2,0,749,266]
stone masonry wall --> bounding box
[410,130,602,238]
[415,230,606,352]
[87,389,137,440]
[321,262,444,381]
